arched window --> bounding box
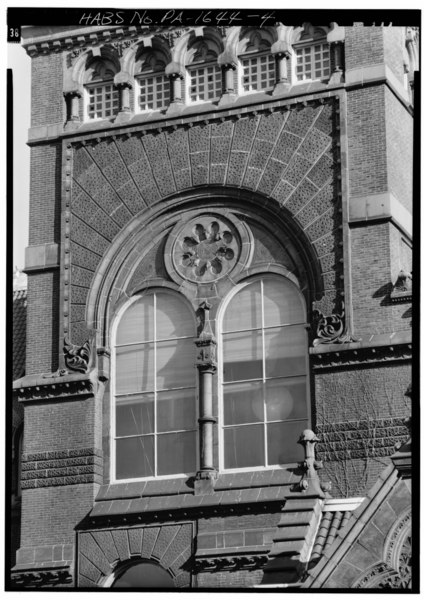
[135,48,170,111]
[187,39,222,103]
[238,30,275,93]
[112,560,175,588]
[112,291,197,480]
[293,26,330,83]
[220,276,309,470]
[85,58,119,120]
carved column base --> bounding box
[194,469,218,495]
[166,101,185,116]
[114,111,134,124]
[218,92,237,106]
[272,82,291,96]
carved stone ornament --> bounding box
[390,270,412,302]
[11,568,72,588]
[63,337,94,373]
[312,303,360,346]
[173,217,239,283]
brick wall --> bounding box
[350,222,411,336]
[31,53,64,128]
[21,485,98,547]
[347,86,388,199]
[344,25,385,71]
[382,27,406,82]
[385,88,413,212]
[28,143,62,246]
[26,271,60,374]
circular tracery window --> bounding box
[165,212,252,285]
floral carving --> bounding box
[312,303,360,346]
[173,217,240,282]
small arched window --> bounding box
[112,560,175,588]
[85,58,119,120]
[135,48,170,111]
[293,26,330,83]
[187,39,222,103]
[113,291,197,480]
[220,276,309,470]
[238,30,275,93]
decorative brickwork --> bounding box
[77,523,192,587]
[21,448,103,489]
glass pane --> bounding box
[267,420,308,465]
[263,279,305,326]
[157,388,197,432]
[223,380,264,425]
[264,377,307,422]
[223,330,262,382]
[115,343,154,394]
[157,431,197,475]
[156,294,194,340]
[156,338,195,390]
[223,281,262,332]
[224,425,264,469]
[265,326,307,378]
[116,436,154,479]
[116,393,154,436]
[117,296,154,344]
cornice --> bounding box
[22,25,190,56]
[13,370,97,403]
[310,337,412,370]
[11,567,72,588]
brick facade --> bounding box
[12,20,415,590]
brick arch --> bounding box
[82,189,324,350]
[77,523,193,588]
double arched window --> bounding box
[112,276,309,481]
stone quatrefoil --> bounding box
[179,221,238,280]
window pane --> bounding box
[157,388,197,432]
[264,377,307,422]
[265,325,307,378]
[156,338,196,390]
[263,279,305,326]
[267,420,307,465]
[117,296,154,344]
[223,330,262,382]
[223,380,264,425]
[157,431,197,475]
[116,436,154,479]
[224,425,264,469]
[115,343,154,394]
[156,295,194,340]
[223,281,261,332]
[116,393,154,436]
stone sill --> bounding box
[96,467,297,501]
[196,545,271,558]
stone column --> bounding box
[115,82,132,113]
[63,91,81,129]
[327,24,345,84]
[272,51,291,95]
[194,302,217,494]
[169,72,184,104]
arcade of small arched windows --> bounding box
[64,23,344,123]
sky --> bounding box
[8,41,31,271]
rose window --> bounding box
[172,217,240,283]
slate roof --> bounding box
[13,289,27,381]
